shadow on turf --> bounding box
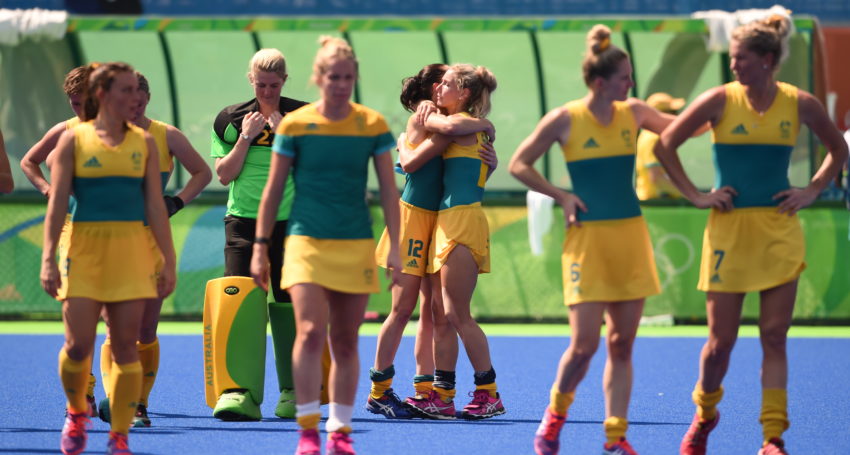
[0,449,153,455]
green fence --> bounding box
[0,17,818,195]
[2,203,847,321]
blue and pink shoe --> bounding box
[365,388,415,419]
[60,410,90,455]
[534,408,566,455]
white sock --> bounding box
[295,400,321,419]
[325,403,354,433]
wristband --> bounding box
[254,237,270,245]
[240,132,252,141]
[163,195,185,217]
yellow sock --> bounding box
[87,373,96,397]
[414,380,433,398]
[297,413,321,430]
[549,387,575,416]
[100,339,112,396]
[692,385,724,421]
[138,339,160,407]
[760,388,789,443]
[58,349,91,414]
[370,378,392,400]
[604,416,628,444]
[434,386,456,403]
[475,382,498,398]
[109,361,142,435]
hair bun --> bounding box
[587,24,612,55]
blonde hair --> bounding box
[248,48,287,81]
[450,64,497,118]
[732,14,793,68]
[582,24,630,86]
[311,35,357,85]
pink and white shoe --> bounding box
[295,429,321,455]
[534,408,567,455]
[406,390,457,420]
[461,389,506,420]
[327,431,355,455]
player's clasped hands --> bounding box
[241,111,266,140]
[267,111,283,130]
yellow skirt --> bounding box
[698,208,805,293]
[375,201,437,277]
[428,204,490,274]
[58,221,159,302]
[282,235,380,294]
[562,216,660,305]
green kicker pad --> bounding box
[268,301,296,391]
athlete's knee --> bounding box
[63,340,94,360]
[606,332,635,362]
[759,324,789,352]
[296,323,327,353]
[566,343,598,366]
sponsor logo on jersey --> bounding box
[731,124,748,135]
[779,120,791,139]
[583,137,600,149]
[83,156,102,168]
[406,259,419,268]
[306,123,318,131]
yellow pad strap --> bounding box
[109,361,142,435]
[414,380,433,397]
[760,388,789,442]
[59,349,91,414]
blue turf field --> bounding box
[1,334,848,454]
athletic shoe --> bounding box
[603,437,639,455]
[680,412,719,455]
[60,411,90,455]
[213,389,261,421]
[365,388,415,419]
[757,438,789,455]
[132,404,151,428]
[98,397,111,423]
[533,408,567,455]
[461,389,506,420]
[295,429,321,455]
[86,393,98,418]
[326,431,355,455]
[406,390,457,420]
[106,431,132,455]
[275,388,297,419]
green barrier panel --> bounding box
[441,31,542,191]
[76,31,173,127]
[536,31,627,189]
[75,31,179,190]
[0,39,76,189]
[349,31,443,190]
[163,31,257,190]
[255,31,342,105]
[629,32,721,190]
[2,203,848,321]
